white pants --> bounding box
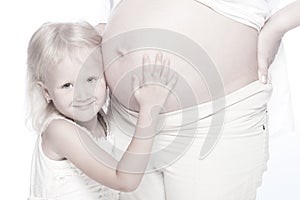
[108,81,272,200]
[119,132,268,200]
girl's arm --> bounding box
[42,53,177,192]
[257,0,300,83]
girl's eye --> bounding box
[87,77,98,83]
[61,83,73,89]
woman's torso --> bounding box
[102,0,268,112]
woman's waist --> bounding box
[103,29,259,109]
[106,62,259,112]
[107,80,273,136]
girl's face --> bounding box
[42,49,106,123]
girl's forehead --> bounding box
[45,52,103,83]
[59,47,102,69]
[68,47,102,64]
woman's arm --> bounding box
[257,0,300,84]
[42,53,177,192]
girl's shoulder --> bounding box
[42,114,74,133]
[42,113,93,135]
[41,112,114,159]
[42,115,88,145]
[41,116,81,160]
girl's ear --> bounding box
[36,81,52,103]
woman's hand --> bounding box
[132,52,177,113]
[257,0,300,84]
[257,21,283,84]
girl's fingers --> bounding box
[142,52,176,88]
[160,58,170,84]
[143,54,151,83]
[167,72,178,89]
[153,52,163,78]
[132,74,140,95]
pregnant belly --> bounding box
[102,0,259,112]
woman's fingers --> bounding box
[257,24,282,84]
[257,55,268,84]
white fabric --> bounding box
[265,0,295,135]
[28,115,119,200]
[108,81,273,200]
[193,0,271,30]
[267,43,294,135]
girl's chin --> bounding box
[65,111,98,122]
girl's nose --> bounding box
[73,84,92,102]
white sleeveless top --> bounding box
[193,0,272,30]
[28,115,119,200]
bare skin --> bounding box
[41,53,177,192]
[258,0,300,83]
[102,0,259,112]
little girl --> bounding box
[26,22,177,200]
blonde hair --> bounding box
[26,22,107,133]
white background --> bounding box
[0,0,299,199]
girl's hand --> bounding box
[132,53,177,112]
[257,21,283,84]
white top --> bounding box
[194,0,272,30]
[109,0,271,30]
[28,115,119,200]
[109,0,273,30]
